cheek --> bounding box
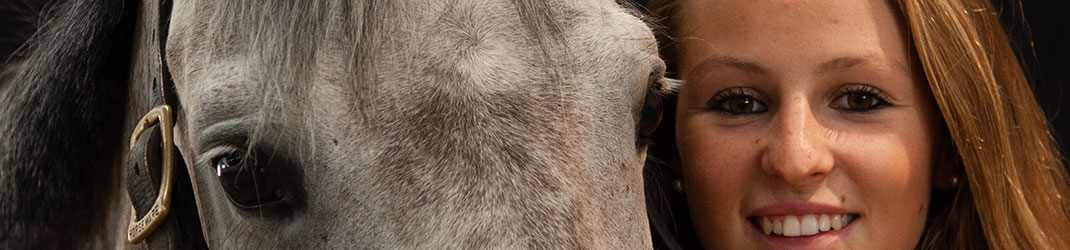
[677,119,756,194]
[676,119,757,235]
[838,131,933,245]
[841,131,932,190]
[846,137,932,208]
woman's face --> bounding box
[674,0,941,249]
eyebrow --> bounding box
[818,55,910,74]
[819,56,868,73]
[691,56,769,76]
[691,55,909,77]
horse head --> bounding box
[0,0,675,248]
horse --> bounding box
[0,0,676,248]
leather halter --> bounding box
[124,0,206,248]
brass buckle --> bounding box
[127,105,176,243]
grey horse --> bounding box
[0,0,675,249]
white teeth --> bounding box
[762,217,773,235]
[832,214,843,230]
[819,214,831,232]
[830,214,838,230]
[800,215,819,235]
[757,213,857,236]
[782,216,800,236]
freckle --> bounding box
[840,196,846,203]
[754,138,760,144]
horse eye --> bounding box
[214,153,285,208]
[637,86,664,145]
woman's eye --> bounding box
[708,87,768,115]
[831,86,890,112]
[723,97,763,114]
[214,153,284,208]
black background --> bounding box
[1009,0,1070,157]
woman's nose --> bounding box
[760,96,834,188]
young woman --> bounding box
[645,0,1070,249]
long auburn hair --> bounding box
[644,0,1070,249]
[902,0,1070,249]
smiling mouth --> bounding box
[748,214,859,237]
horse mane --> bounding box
[0,0,57,66]
[0,0,137,248]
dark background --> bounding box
[1,0,1067,155]
[1000,0,1070,159]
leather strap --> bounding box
[122,0,206,248]
[126,125,163,222]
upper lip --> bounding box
[749,202,856,216]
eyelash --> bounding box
[832,85,891,113]
[705,87,767,116]
[704,85,892,116]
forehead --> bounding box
[678,0,896,30]
[164,0,661,140]
[164,0,659,70]
[675,0,908,70]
